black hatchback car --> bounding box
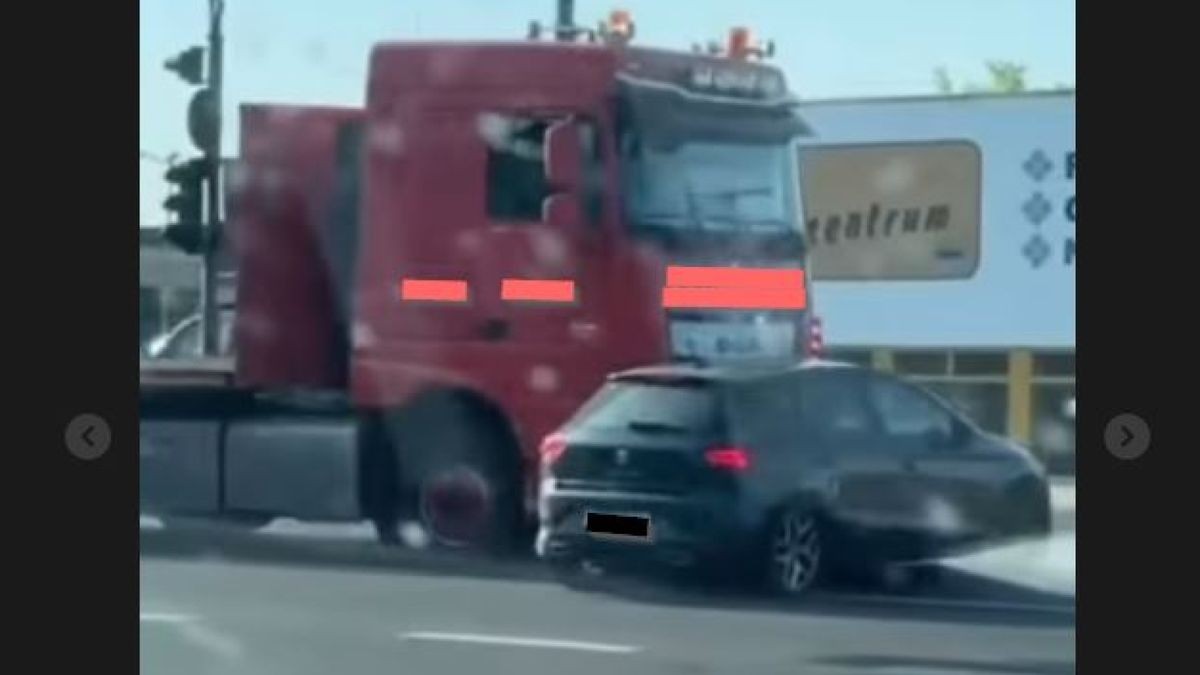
[535,360,1051,596]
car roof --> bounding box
[610,358,863,385]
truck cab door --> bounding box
[476,112,609,401]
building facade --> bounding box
[140,228,202,347]
[139,227,236,349]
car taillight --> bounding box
[704,445,752,472]
[539,434,568,469]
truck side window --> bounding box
[481,113,601,223]
[482,114,551,221]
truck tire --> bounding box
[378,397,521,554]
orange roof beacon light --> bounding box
[726,27,775,61]
[600,9,635,45]
[728,27,751,59]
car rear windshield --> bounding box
[567,380,720,434]
[725,376,803,438]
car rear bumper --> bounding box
[535,487,759,568]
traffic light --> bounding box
[162,158,208,254]
[187,88,218,154]
[165,46,206,86]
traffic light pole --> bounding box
[200,0,225,356]
[555,0,574,40]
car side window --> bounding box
[870,376,954,439]
[799,373,876,439]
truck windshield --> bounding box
[622,139,801,234]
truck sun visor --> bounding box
[617,76,811,148]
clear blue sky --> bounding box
[139,0,1075,226]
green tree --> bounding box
[934,67,955,94]
[935,61,1031,94]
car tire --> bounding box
[763,506,825,597]
[1007,478,1052,536]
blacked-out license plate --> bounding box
[585,512,652,542]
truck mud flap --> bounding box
[224,417,362,521]
[140,420,222,515]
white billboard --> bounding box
[798,93,1075,349]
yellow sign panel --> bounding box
[799,141,982,280]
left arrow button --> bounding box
[65,414,110,461]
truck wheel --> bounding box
[382,399,521,554]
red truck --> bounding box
[140,21,819,552]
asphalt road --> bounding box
[141,524,1075,675]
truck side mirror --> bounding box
[545,119,584,192]
[542,193,583,229]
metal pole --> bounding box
[200,0,225,356]
[555,0,574,41]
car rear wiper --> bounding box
[627,420,692,435]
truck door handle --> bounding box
[480,318,509,341]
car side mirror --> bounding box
[545,119,584,193]
[542,193,583,229]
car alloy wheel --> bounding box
[769,508,822,596]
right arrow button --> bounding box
[1105,413,1151,460]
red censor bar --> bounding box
[666,266,804,290]
[501,279,576,303]
[399,279,469,303]
[663,266,807,310]
[663,286,806,310]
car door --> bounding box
[723,374,810,509]
[866,373,1001,548]
[796,370,915,535]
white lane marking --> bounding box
[398,631,642,654]
[177,622,244,660]
[140,612,197,624]
[139,515,164,530]
[825,593,1075,616]
[141,612,243,659]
